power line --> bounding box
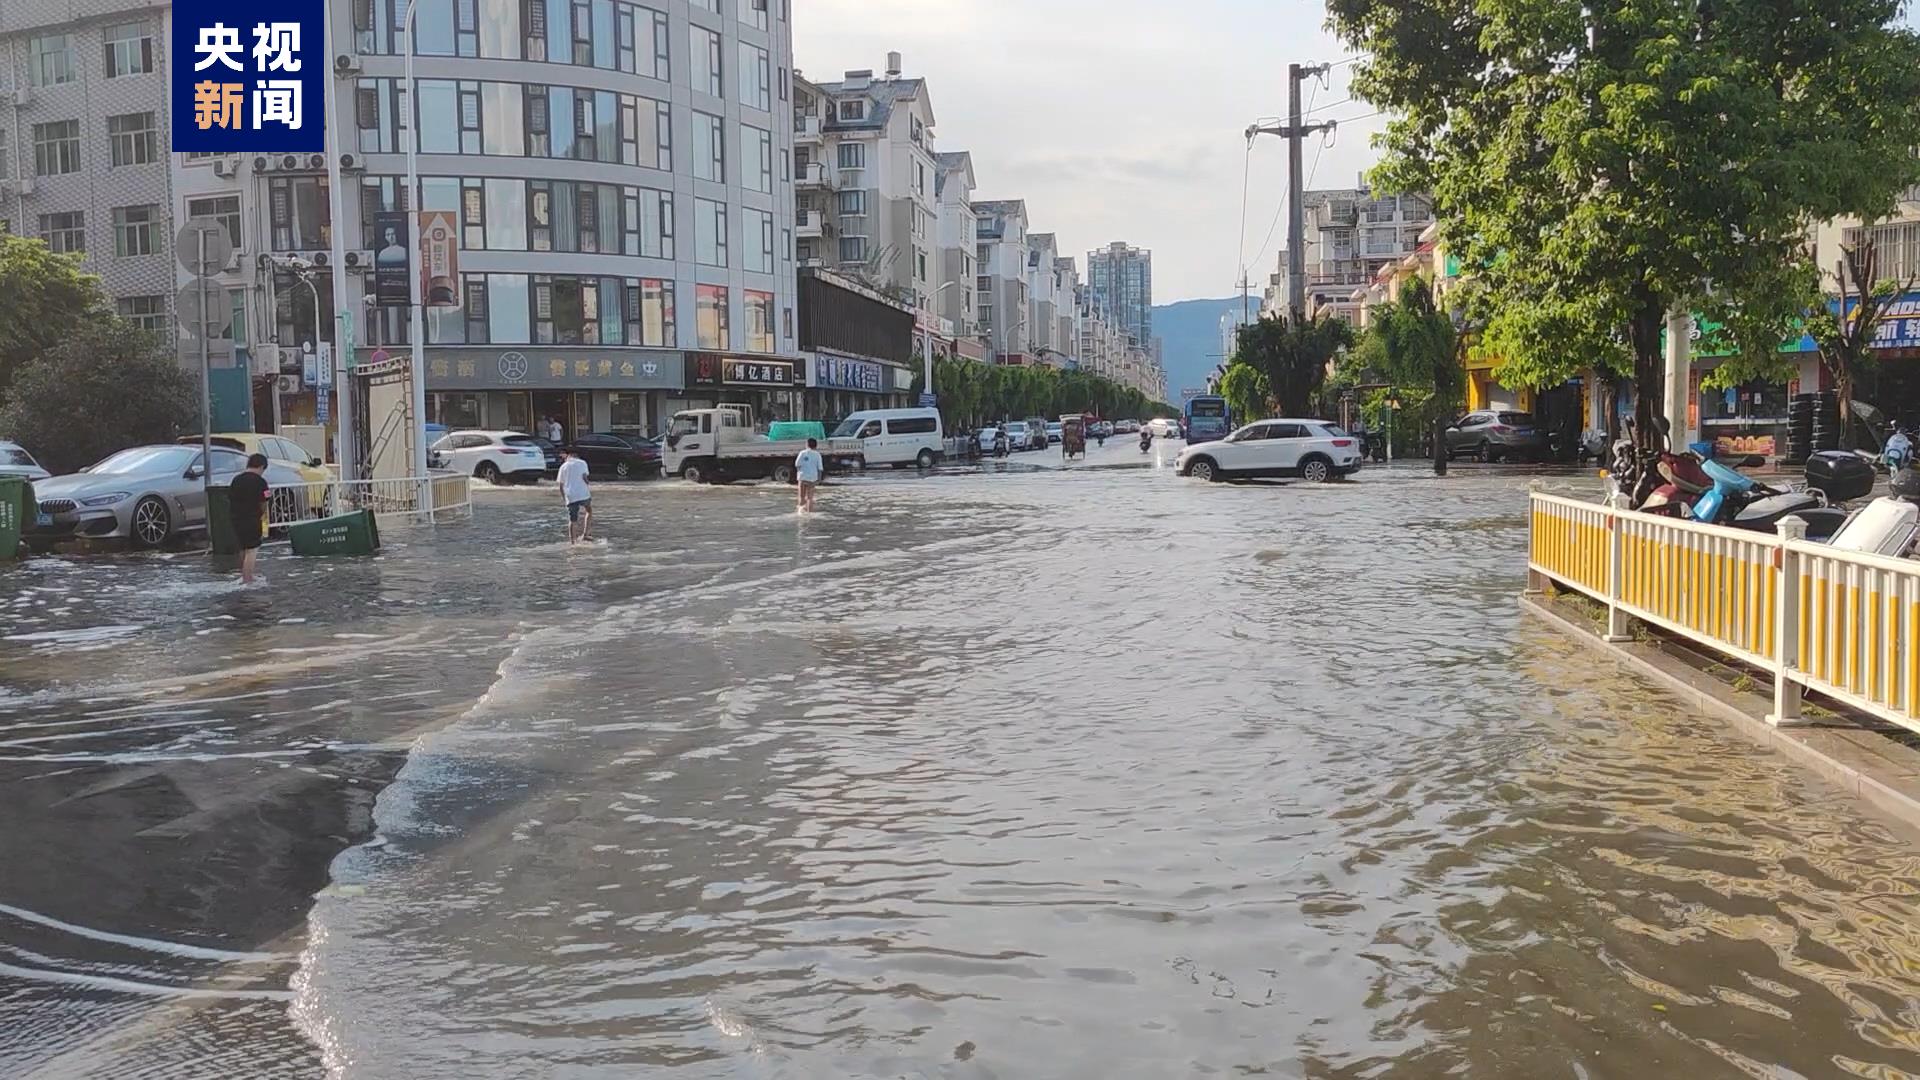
[1303,96,1352,116]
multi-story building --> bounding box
[0,5,177,338]
[932,149,978,346]
[1051,256,1079,365]
[1024,231,1061,362]
[974,197,1030,362]
[790,56,938,319]
[1268,183,1432,324]
[1086,240,1153,355]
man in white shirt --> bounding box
[548,417,565,444]
[794,437,824,513]
[557,447,593,543]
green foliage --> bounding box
[1352,277,1463,409]
[1216,362,1270,424]
[1327,0,1920,442]
[1231,315,1352,417]
[925,358,1171,430]
[0,234,109,400]
[0,318,198,474]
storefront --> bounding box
[1689,315,1818,457]
[804,349,911,422]
[684,352,805,427]
[423,346,684,441]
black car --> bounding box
[568,432,663,479]
[525,436,562,477]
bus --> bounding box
[1184,395,1231,442]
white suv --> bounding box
[1176,419,1361,483]
[430,430,549,484]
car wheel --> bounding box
[130,496,171,549]
[1300,456,1334,483]
[1484,442,1504,464]
[1186,457,1219,482]
[615,459,632,479]
[682,461,709,484]
[916,448,937,469]
[771,463,795,484]
[476,461,502,484]
[270,489,297,527]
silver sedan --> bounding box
[28,445,303,549]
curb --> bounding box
[1519,592,1920,837]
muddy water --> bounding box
[5,457,1920,1078]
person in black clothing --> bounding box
[229,452,271,584]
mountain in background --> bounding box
[1151,297,1251,401]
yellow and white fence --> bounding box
[1529,491,1920,732]
[266,471,472,529]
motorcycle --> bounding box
[1637,449,1714,517]
[1140,430,1153,453]
[1692,455,1850,540]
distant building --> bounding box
[932,150,980,347]
[974,198,1031,362]
[1268,182,1433,324]
[1086,241,1153,350]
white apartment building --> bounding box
[932,149,978,343]
[1051,256,1079,364]
[974,197,1030,362]
[791,57,939,318]
[1268,182,1433,324]
[1024,231,1062,362]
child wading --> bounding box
[228,452,271,584]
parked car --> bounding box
[429,430,549,484]
[1148,417,1184,439]
[1024,416,1051,449]
[1002,421,1037,451]
[523,436,563,477]
[1443,410,1549,462]
[1045,421,1064,445]
[830,408,946,468]
[0,440,50,481]
[1091,421,1114,439]
[976,425,1010,456]
[1176,419,1362,484]
[29,445,305,548]
[178,433,331,520]
[568,432,663,479]
[1113,419,1139,435]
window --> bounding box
[837,142,865,169]
[29,34,75,86]
[33,121,80,176]
[533,275,609,344]
[740,0,770,31]
[270,176,332,250]
[103,21,153,77]
[690,25,722,97]
[839,236,867,263]
[693,112,725,182]
[738,42,770,110]
[743,289,774,352]
[39,211,84,254]
[915,249,928,281]
[740,124,772,193]
[107,112,158,167]
[744,208,774,272]
[888,416,937,435]
[837,189,866,216]
[690,0,720,10]
[837,99,865,121]
[621,277,674,345]
[185,195,243,251]
[118,295,166,332]
[695,284,729,348]
[113,205,161,257]
[695,198,728,266]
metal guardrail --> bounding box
[267,471,471,528]
[1529,491,1920,730]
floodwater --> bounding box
[6,443,1920,1079]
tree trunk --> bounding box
[1836,357,1855,451]
[1431,413,1447,475]
[1627,305,1666,450]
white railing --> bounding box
[1529,491,1920,732]
[267,470,471,528]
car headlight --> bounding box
[80,491,131,507]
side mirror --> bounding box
[309,456,324,468]
[185,468,204,480]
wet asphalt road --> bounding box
[7,454,1920,1078]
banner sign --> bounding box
[723,358,796,386]
[1869,294,1920,349]
[812,354,884,392]
[372,211,411,308]
[418,211,461,308]
[171,1,324,152]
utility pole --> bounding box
[1246,63,1333,322]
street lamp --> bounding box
[401,0,430,506]
[265,253,327,432]
[921,280,958,402]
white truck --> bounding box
[661,406,864,484]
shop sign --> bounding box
[425,348,680,389]
[813,354,884,392]
[689,353,799,387]
[892,365,916,391]
[1869,294,1920,349]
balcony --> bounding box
[796,209,835,240]
[793,115,823,144]
[796,161,838,190]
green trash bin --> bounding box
[205,486,240,555]
[288,509,380,557]
[0,476,25,561]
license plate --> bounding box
[1512,428,1535,436]
[35,512,52,527]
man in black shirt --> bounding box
[229,452,270,584]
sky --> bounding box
[792,0,1392,305]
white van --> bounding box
[830,408,946,468]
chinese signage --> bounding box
[1869,294,1920,350]
[423,349,681,390]
[171,2,323,152]
[812,353,884,392]
[418,211,461,309]
[689,354,800,387]
[372,211,411,307]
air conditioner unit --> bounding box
[257,343,283,371]
[279,154,299,170]
[307,153,326,169]
[344,250,373,268]
[10,85,29,106]
[334,53,361,75]
[212,158,235,178]
[312,251,329,266]
[338,153,363,172]
[277,374,301,395]
[16,176,33,196]
[252,156,271,173]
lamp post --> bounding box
[921,280,958,403]
[402,0,430,507]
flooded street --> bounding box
[7,451,1920,1078]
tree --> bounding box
[1353,277,1465,472]
[1327,0,1920,448]
[0,319,198,474]
[0,234,109,400]
[1805,240,1917,448]
[1232,315,1352,418]
[1216,361,1270,424]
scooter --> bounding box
[1692,456,1849,540]
[1139,430,1153,453]
[1637,450,1714,517]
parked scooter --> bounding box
[1637,449,1714,517]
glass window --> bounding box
[112,205,160,257]
[693,112,724,182]
[416,0,457,54]
[32,120,80,176]
[103,21,153,77]
[488,273,530,342]
[744,208,774,273]
[738,42,770,111]
[837,142,865,169]
[417,80,461,153]
[635,188,672,258]
[269,177,331,250]
[690,0,720,12]
[837,189,865,216]
[744,289,774,352]
[107,112,157,167]
[690,25,722,97]
[839,236,867,263]
[186,195,243,251]
[695,284,728,349]
[475,0,521,58]
[627,277,674,345]
[837,99,865,122]
[38,211,84,254]
[29,34,75,86]
[740,124,772,193]
[117,295,166,332]
[740,0,770,31]
[484,178,526,249]
[695,198,727,266]
[480,82,524,155]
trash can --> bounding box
[0,476,25,561]
[288,509,380,557]
[205,487,239,555]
